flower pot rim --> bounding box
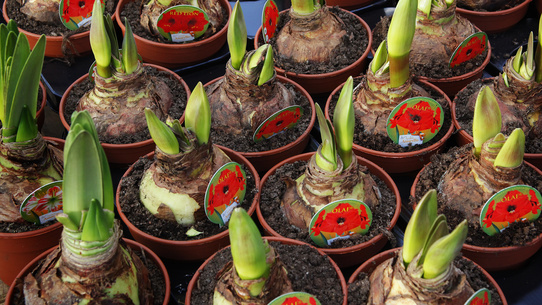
[256,151,402,254]
[203,75,317,158]
[411,159,542,251]
[254,7,372,79]
[5,237,171,305]
[114,0,231,49]
[456,0,532,17]
[58,63,190,149]
[346,247,508,305]
[185,235,348,305]
[115,145,261,247]
[325,78,454,158]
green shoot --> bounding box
[145,109,180,155]
[185,82,211,145]
[403,189,438,266]
[315,104,337,172]
[228,1,247,70]
[423,220,468,279]
[122,18,138,75]
[333,76,354,169]
[89,0,112,78]
[387,0,417,88]
[371,40,388,74]
[494,128,525,168]
[472,86,501,158]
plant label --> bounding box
[253,105,303,142]
[88,61,96,82]
[20,181,63,224]
[449,32,488,68]
[464,288,491,305]
[309,199,372,247]
[204,162,246,226]
[386,97,444,147]
[262,0,280,43]
[59,0,103,30]
[268,292,321,305]
[156,5,210,42]
[480,185,541,236]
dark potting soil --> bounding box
[457,0,526,11]
[0,218,57,234]
[259,160,397,249]
[372,16,488,79]
[120,1,228,44]
[117,154,258,241]
[209,83,312,153]
[62,65,187,144]
[8,240,167,305]
[347,254,504,305]
[189,241,345,304]
[4,0,117,37]
[328,77,453,153]
[453,78,542,154]
[257,7,369,75]
[411,144,542,247]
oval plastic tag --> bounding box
[204,162,246,226]
[156,5,210,42]
[20,181,63,224]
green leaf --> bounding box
[15,105,37,142]
[403,189,438,266]
[122,18,138,75]
[333,76,354,169]
[56,213,79,231]
[81,199,115,242]
[387,0,417,88]
[89,0,112,78]
[258,45,275,86]
[494,128,525,168]
[145,108,179,154]
[185,82,211,144]
[315,104,337,172]
[104,14,120,66]
[228,1,247,70]
[5,33,31,130]
[472,86,501,157]
[423,220,468,279]
[512,46,523,73]
[418,214,448,266]
[418,0,431,18]
[371,40,388,74]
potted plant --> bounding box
[453,25,542,170]
[257,78,401,268]
[255,0,372,94]
[456,0,532,33]
[115,0,231,67]
[116,82,260,261]
[412,87,542,271]
[5,110,170,304]
[0,24,64,285]
[59,0,189,164]
[2,0,116,57]
[326,0,453,174]
[347,189,507,304]
[371,0,491,97]
[186,207,348,304]
[206,2,315,173]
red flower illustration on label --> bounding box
[157,10,209,34]
[470,291,490,305]
[483,189,541,227]
[451,35,486,68]
[310,209,326,236]
[22,185,63,216]
[255,107,301,140]
[263,1,279,42]
[62,0,96,23]
[207,165,245,215]
[319,203,363,235]
[388,101,440,140]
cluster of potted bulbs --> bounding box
[0,0,541,303]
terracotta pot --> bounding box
[418,39,491,98]
[256,152,402,268]
[451,82,542,171]
[4,238,170,305]
[185,236,348,305]
[115,0,230,68]
[456,0,532,33]
[58,63,190,165]
[347,248,508,304]
[411,161,542,271]
[325,0,376,10]
[254,8,372,94]
[325,78,454,174]
[116,145,261,261]
[0,137,64,285]
[2,1,93,58]
[204,75,316,174]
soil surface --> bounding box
[372,16,488,79]
[120,1,228,44]
[258,7,369,75]
[457,0,526,11]
[208,83,312,153]
[347,252,504,305]
[62,65,187,144]
[7,239,167,305]
[259,159,397,249]
[189,241,345,304]
[117,154,257,241]
[453,78,542,154]
[411,144,542,247]
[328,77,453,153]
